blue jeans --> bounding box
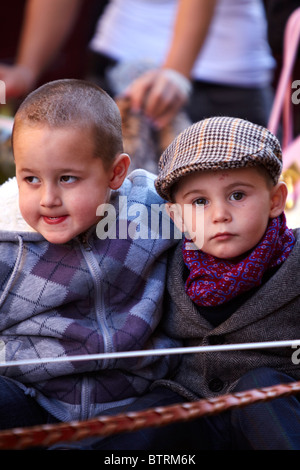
[51,367,300,450]
[0,376,57,430]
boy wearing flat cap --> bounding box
[153,116,300,450]
[54,117,300,450]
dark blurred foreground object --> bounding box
[265,1,300,136]
[265,0,300,56]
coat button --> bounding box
[208,378,224,392]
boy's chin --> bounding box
[41,231,73,245]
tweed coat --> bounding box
[157,228,300,400]
[0,170,180,422]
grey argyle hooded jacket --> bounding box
[0,170,180,422]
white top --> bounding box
[90,0,275,87]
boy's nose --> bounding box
[40,185,62,207]
[211,201,232,223]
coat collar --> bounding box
[169,229,300,335]
[220,228,300,333]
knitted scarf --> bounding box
[182,214,296,307]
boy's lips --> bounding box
[211,232,235,240]
[43,215,68,225]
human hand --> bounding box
[124,68,192,129]
[0,64,36,99]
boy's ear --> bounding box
[109,153,131,190]
[269,181,288,218]
[165,202,185,233]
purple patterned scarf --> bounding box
[182,214,296,307]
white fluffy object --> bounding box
[0,177,36,232]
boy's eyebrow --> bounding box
[224,181,256,190]
[17,168,35,174]
[181,181,256,198]
[18,167,82,173]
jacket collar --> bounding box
[170,229,300,335]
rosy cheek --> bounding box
[19,195,35,219]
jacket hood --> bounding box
[0,177,43,241]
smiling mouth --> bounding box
[43,216,67,225]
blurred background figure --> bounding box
[0,0,281,173]
[0,1,104,103]
[0,0,104,180]
[265,0,300,135]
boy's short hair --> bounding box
[155,116,282,201]
[13,79,124,167]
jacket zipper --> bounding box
[78,232,113,419]
[79,233,113,360]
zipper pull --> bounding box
[79,232,92,251]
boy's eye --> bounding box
[193,197,208,206]
[230,191,244,201]
[25,176,40,184]
[60,175,77,184]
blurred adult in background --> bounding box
[0,0,275,123]
[0,0,275,170]
[0,1,106,100]
[101,0,275,129]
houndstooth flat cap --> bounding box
[155,116,282,201]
